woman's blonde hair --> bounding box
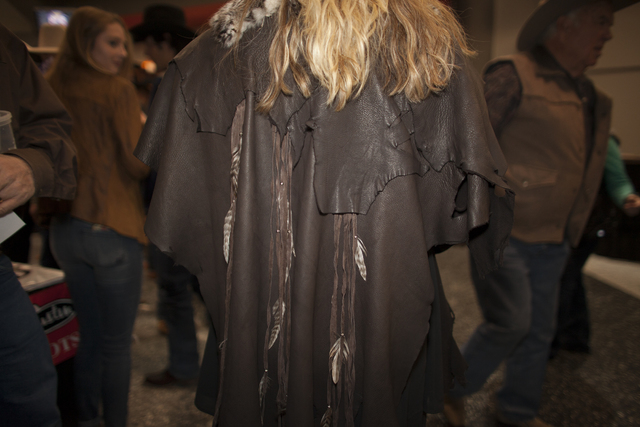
[255,0,471,112]
[47,6,133,86]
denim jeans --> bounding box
[147,243,199,379]
[553,235,597,353]
[50,216,142,427]
[450,237,570,423]
[0,255,61,427]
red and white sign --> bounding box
[15,263,80,365]
[30,282,79,365]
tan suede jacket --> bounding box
[49,66,148,244]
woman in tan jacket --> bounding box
[47,7,148,426]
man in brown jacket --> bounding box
[444,1,636,426]
[0,23,76,426]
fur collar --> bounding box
[209,0,282,47]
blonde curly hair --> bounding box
[254,0,472,112]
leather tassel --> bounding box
[212,98,246,426]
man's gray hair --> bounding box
[540,6,582,43]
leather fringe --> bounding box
[259,127,295,424]
[216,101,364,425]
[212,100,246,425]
[326,214,361,426]
[273,129,294,418]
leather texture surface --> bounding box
[136,15,514,427]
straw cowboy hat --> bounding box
[517,0,640,51]
[26,23,66,54]
[129,4,195,43]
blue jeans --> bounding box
[50,216,142,427]
[0,255,61,427]
[450,237,570,422]
[147,243,199,379]
[553,235,597,353]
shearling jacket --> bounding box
[135,2,514,425]
[486,51,611,247]
[48,66,148,244]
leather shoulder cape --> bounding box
[136,12,514,427]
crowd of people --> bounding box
[0,0,638,426]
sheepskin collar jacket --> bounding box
[135,1,514,426]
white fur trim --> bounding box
[209,0,282,47]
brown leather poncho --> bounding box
[135,5,514,426]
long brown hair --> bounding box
[255,0,472,112]
[47,6,133,86]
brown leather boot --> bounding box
[443,395,465,427]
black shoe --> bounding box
[144,369,196,387]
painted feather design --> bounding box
[321,406,333,427]
[258,369,270,423]
[223,122,242,264]
[329,335,349,384]
[355,235,367,281]
[223,203,234,263]
[269,300,285,349]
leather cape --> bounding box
[135,14,514,427]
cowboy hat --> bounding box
[129,4,195,43]
[26,23,66,55]
[517,0,640,51]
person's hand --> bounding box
[0,154,36,218]
[623,193,640,217]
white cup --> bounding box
[0,110,17,153]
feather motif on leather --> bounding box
[209,0,282,47]
[223,203,234,263]
[258,369,270,422]
[321,406,333,427]
[329,335,349,384]
[269,299,285,349]
[230,137,242,195]
[223,104,243,263]
[355,235,367,281]
[212,100,246,425]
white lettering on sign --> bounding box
[50,331,80,359]
[33,299,76,333]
